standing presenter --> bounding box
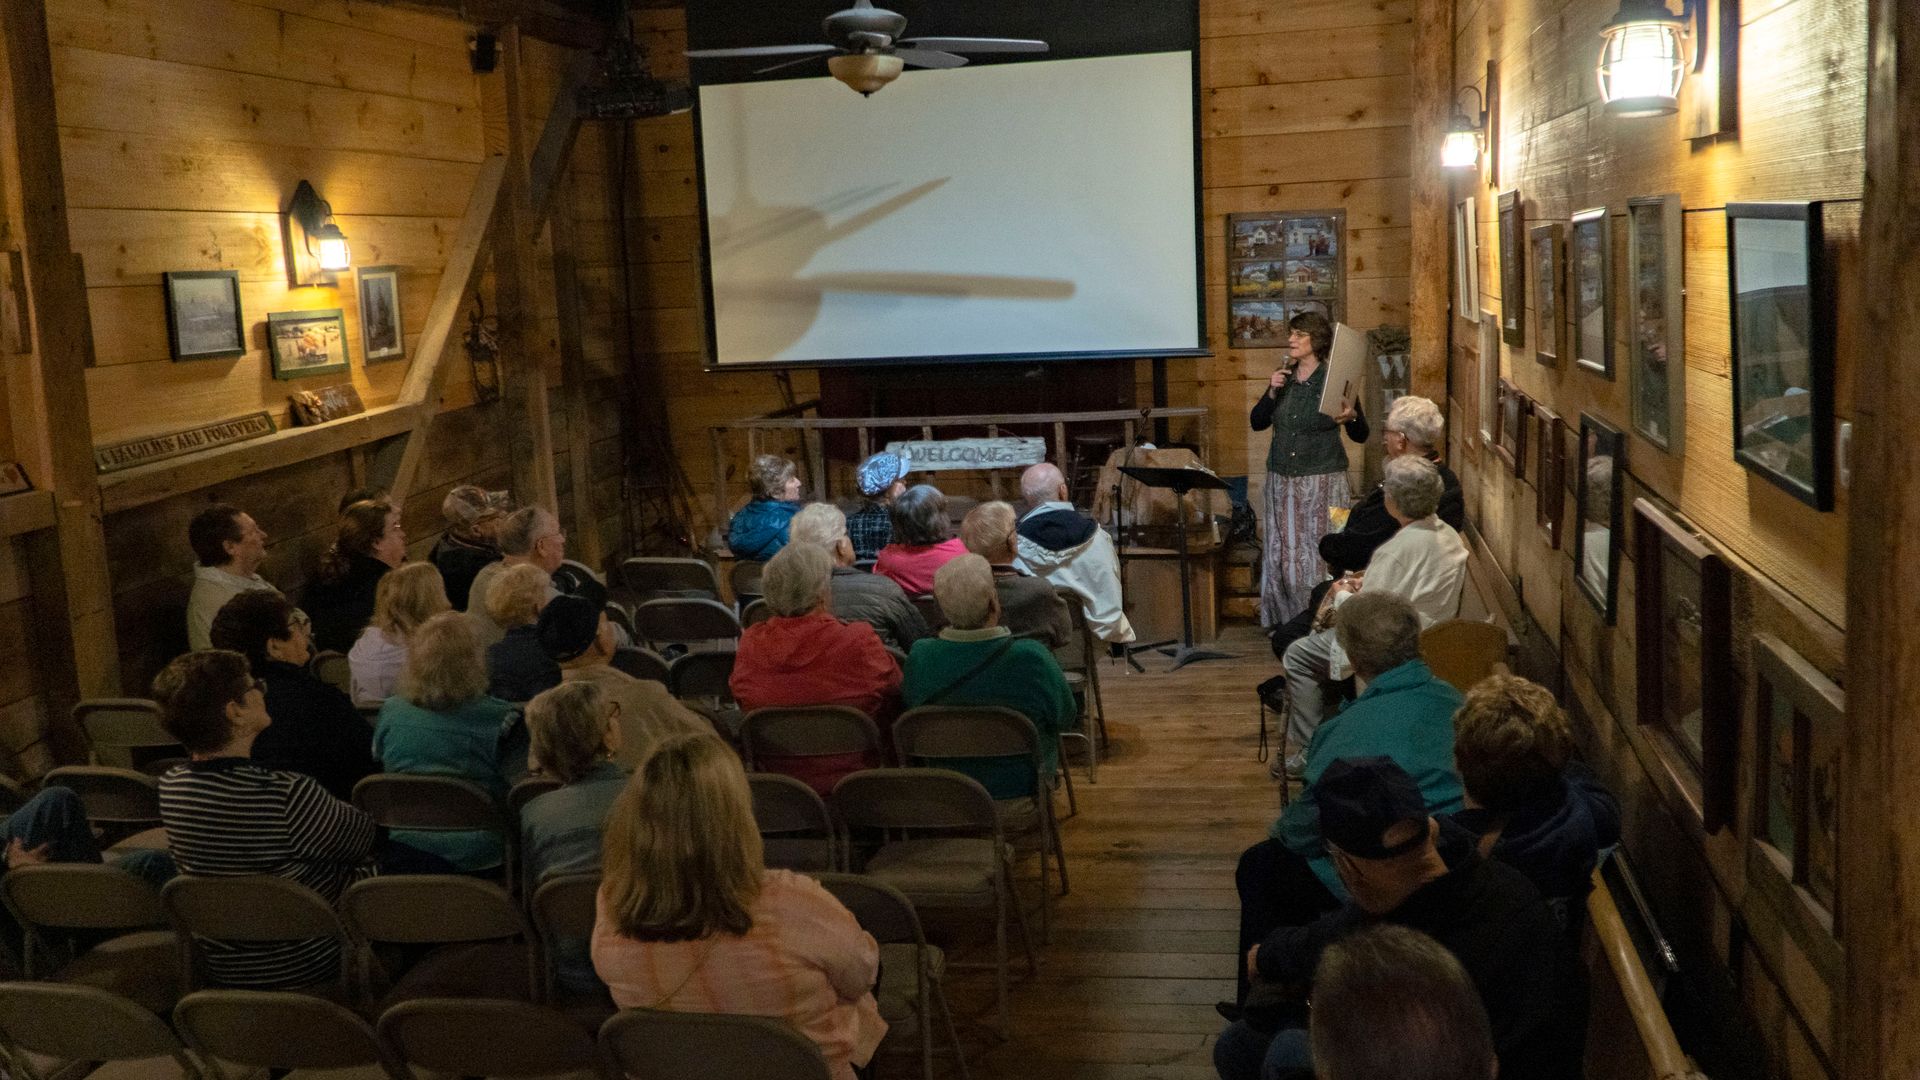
[1248,311,1368,627]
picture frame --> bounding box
[1571,207,1615,379]
[1497,190,1526,348]
[1530,223,1565,366]
[266,309,351,380]
[357,265,405,363]
[1752,632,1845,929]
[1478,311,1500,448]
[163,270,246,361]
[1227,211,1345,347]
[1495,378,1528,476]
[1727,201,1834,511]
[1454,198,1480,324]
[1628,195,1686,451]
[1534,403,1565,548]
[1632,497,1735,832]
[1574,413,1625,623]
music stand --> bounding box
[1117,465,1233,671]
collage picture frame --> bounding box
[1226,211,1344,348]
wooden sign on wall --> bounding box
[94,412,276,473]
[290,383,367,426]
[883,436,1047,472]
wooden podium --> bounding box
[1120,543,1221,644]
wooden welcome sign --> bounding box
[94,412,276,473]
[883,436,1047,472]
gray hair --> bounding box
[1310,925,1494,1080]
[1020,463,1065,508]
[1385,396,1444,452]
[889,484,951,547]
[1334,591,1423,680]
[762,541,833,617]
[496,506,557,556]
[788,503,847,549]
[933,554,997,630]
[749,454,797,500]
[400,611,490,710]
[526,681,610,784]
[1382,455,1444,521]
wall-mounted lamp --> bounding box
[1441,86,1487,170]
[282,180,351,286]
[1597,0,1706,117]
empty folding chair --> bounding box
[668,649,736,699]
[381,997,599,1080]
[633,597,742,652]
[729,560,767,609]
[1054,595,1108,785]
[1420,617,1513,693]
[0,864,181,1013]
[310,651,355,698]
[42,765,170,855]
[830,768,1033,1037]
[611,646,672,684]
[740,597,774,628]
[509,775,564,819]
[604,601,638,645]
[74,698,182,774]
[0,982,198,1080]
[173,988,411,1080]
[529,873,611,1023]
[161,875,354,999]
[749,772,841,872]
[620,557,722,603]
[813,873,967,1080]
[337,875,539,1007]
[910,594,947,633]
[599,1008,831,1080]
[742,706,884,800]
[352,774,511,883]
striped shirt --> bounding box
[158,757,377,989]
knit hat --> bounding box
[536,593,602,662]
[442,485,509,527]
[857,451,911,497]
[1316,756,1431,859]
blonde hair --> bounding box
[487,562,552,629]
[788,502,848,549]
[1453,675,1576,812]
[399,611,490,710]
[960,501,1017,560]
[372,562,451,640]
[933,553,997,630]
[762,541,833,617]
[600,732,763,941]
[527,681,612,784]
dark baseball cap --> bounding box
[1317,756,1431,860]
[537,593,603,662]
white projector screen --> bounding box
[693,51,1203,369]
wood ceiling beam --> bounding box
[384,0,612,49]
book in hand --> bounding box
[1317,321,1368,420]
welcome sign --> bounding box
[883,437,1048,472]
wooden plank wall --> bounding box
[1446,0,1860,1076]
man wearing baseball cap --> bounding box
[1215,756,1582,1080]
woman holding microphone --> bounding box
[1248,311,1368,628]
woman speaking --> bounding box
[1248,311,1368,627]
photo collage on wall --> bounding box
[1227,211,1345,347]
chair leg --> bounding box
[1036,834,1053,946]
[1006,858,1038,979]
[1050,801,1070,898]
[1058,755,1079,818]
[917,962,934,1080]
[931,978,971,1080]
[993,866,1011,1039]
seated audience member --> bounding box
[430,485,507,610]
[1271,396,1464,659]
[186,503,295,651]
[338,487,388,514]
[347,562,451,706]
[485,563,562,702]
[538,593,710,767]
[1306,924,1497,1080]
[961,500,1073,649]
[1448,675,1621,928]
[466,506,567,645]
[2,786,174,886]
[152,650,380,989]
[728,454,805,561]
[730,542,900,796]
[1014,463,1136,644]
[1236,592,1464,1001]
[304,498,407,652]
[592,732,885,1080]
[1280,456,1467,763]
[901,555,1077,800]
[872,483,969,595]
[373,612,522,872]
[521,681,628,995]
[211,590,376,801]
[847,451,909,561]
[1216,756,1581,1080]
[789,502,929,650]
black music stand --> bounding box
[1117,465,1233,671]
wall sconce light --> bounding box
[282,180,351,286]
[1597,0,1706,117]
[1441,86,1487,170]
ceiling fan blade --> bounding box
[754,52,836,75]
[686,44,839,60]
[897,36,1050,53]
[894,48,969,69]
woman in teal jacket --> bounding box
[727,454,804,560]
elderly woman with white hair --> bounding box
[901,554,1077,799]
[788,502,929,650]
[729,542,901,795]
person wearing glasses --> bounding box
[465,506,568,648]
[303,498,407,653]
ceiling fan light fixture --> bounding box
[828,52,904,95]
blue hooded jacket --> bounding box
[1449,761,1621,912]
[727,497,801,561]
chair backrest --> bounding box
[1055,586,1095,670]
[729,559,767,601]
[884,644,909,667]
[621,557,721,600]
[311,650,355,697]
[162,875,347,945]
[73,698,179,770]
[338,875,529,947]
[633,597,743,646]
[599,1008,832,1080]
[352,773,505,833]
[383,998,598,1078]
[530,873,601,949]
[740,597,774,628]
[2,862,164,934]
[0,982,194,1074]
[811,873,925,948]
[910,594,947,632]
[742,706,882,768]
[830,768,1000,838]
[174,989,407,1079]
[669,649,738,699]
[611,646,672,684]
[509,775,564,818]
[604,601,638,644]
[893,706,1040,766]
[1419,618,1511,693]
[749,772,838,871]
[42,765,161,825]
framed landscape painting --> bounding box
[1628,195,1685,451]
[1633,497,1734,831]
[1498,190,1526,347]
[1455,198,1480,323]
[1530,223,1564,367]
[1575,413,1625,622]
[358,265,405,363]
[1534,403,1565,548]
[164,270,245,361]
[267,309,351,380]
[1727,201,1834,511]
[1571,207,1615,379]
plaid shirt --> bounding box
[846,502,892,561]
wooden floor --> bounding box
[912,625,1278,1080]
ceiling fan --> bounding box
[686,1,1050,96]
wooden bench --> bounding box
[1583,853,1708,1080]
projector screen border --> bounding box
[696,345,1213,375]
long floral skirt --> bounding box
[1260,470,1351,627]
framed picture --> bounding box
[1628,195,1686,451]
[357,265,405,363]
[267,309,351,380]
[1571,207,1615,379]
[1497,190,1525,348]
[163,270,245,361]
[1530,223,1565,366]
[1632,498,1735,832]
[1495,378,1528,476]
[1753,633,1845,927]
[1454,198,1480,323]
[1574,413,1625,622]
[1727,201,1834,511]
[1534,403,1565,548]
[1228,211,1345,347]
[1478,311,1500,448]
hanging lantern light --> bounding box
[1597,0,1690,117]
[1441,87,1486,170]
